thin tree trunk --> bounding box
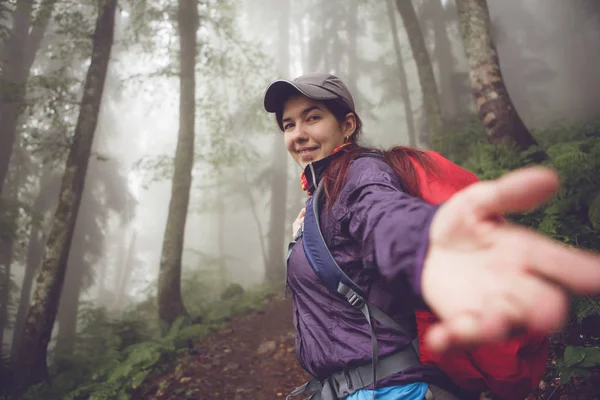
[215,178,228,291]
[0,0,57,196]
[0,166,22,347]
[395,0,443,145]
[13,0,117,391]
[55,247,85,356]
[265,0,290,283]
[0,213,16,348]
[10,169,56,360]
[240,170,267,267]
[0,239,14,348]
[455,0,543,153]
[430,0,458,118]
[157,0,198,328]
[10,223,42,359]
[115,231,136,307]
[347,0,359,109]
[387,0,417,147]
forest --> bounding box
[0,0,599,399]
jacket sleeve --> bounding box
[341,157,438,306]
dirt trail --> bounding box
[136,298,600,400]
[138,298,310,399]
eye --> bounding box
[283,122,294,131]
[307,114,320,122]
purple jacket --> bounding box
[287,152,454,391]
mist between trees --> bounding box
[0,0,599,398]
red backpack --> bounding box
[413,151,549,399]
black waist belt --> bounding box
[287,344,420,400]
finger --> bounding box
[425,313,483,353]
[500,225,600,294]
[463,167,559,218]
[508,274,569,333]
[477,296,525,341]
[297,208,306,218]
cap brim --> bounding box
[263,80,339,113]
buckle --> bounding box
[345,290,365,309]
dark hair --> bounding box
[322,144,440,212]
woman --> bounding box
[262,73,600,400]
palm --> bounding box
[421,167,600,352]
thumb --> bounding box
[461,166,559,218]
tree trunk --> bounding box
[0,159,28,348]
[13,0,117,391]
[347,0,359,109]
[0,0,57,196]
[386,0,417,147]
[429,0,458,118]
[455,0,542,152]
[395,0,443,145]
[114,230,137,308]
[55,247,85,357]
[157,0,198,328]
[0,211,16,347]
[265,0,289,283]
[10,168,59,360]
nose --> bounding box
[291,121,308,143]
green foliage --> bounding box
[557,346,600,384]
[20,279,277,400]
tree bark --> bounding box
[265,0,289,283]
[0,207,17,347]
[0,0,57,196]
[429,0,458,118]
[395,0,443,144]
[387,0,417,147]
[455,0,542,151]
[55,246,85,356]
[157,0,199,328]
[10,168,58,360]
[13,0,117,391]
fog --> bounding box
[90,0,600,306]
[2,0,599,352]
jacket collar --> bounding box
[302,150,345,196]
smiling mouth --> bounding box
[298,147,318,159]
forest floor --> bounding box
[136,297,600,400]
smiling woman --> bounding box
[279,95,355,169]
[262,73,600,400]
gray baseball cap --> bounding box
[263,72,355,113]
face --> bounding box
[281,94,356,169]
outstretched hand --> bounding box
[422,166,600,353]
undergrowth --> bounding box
[17,281,278,400]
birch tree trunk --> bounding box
[13,0,117,391]
[157,0,199,327]
[455,0,542,153]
